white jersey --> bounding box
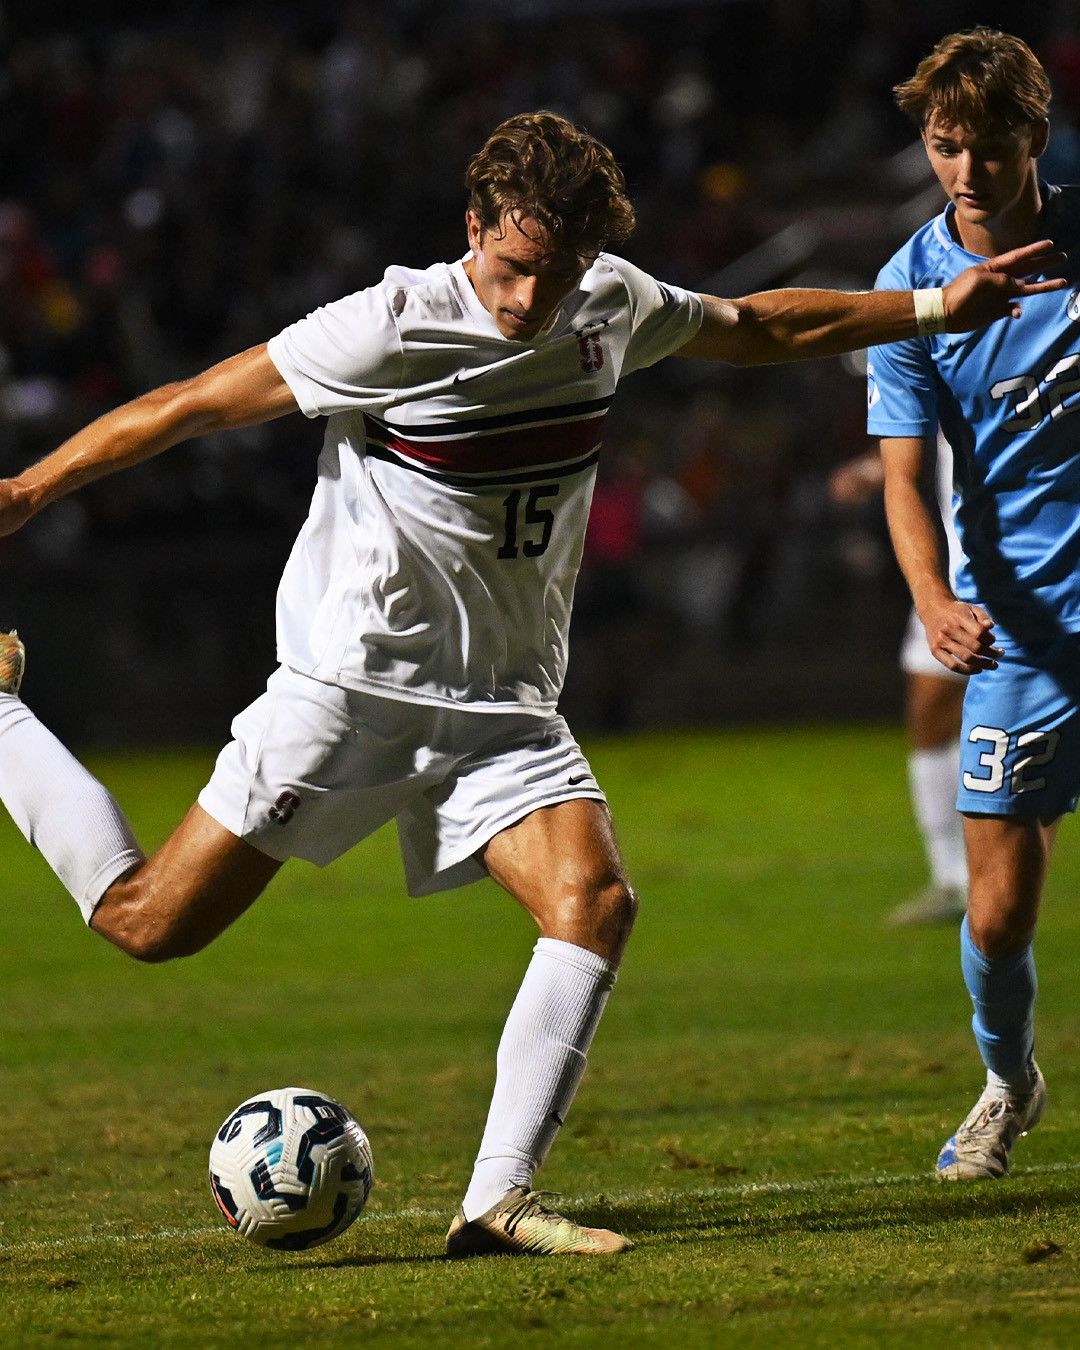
[267,253,701,713]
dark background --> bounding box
[3,0,1077,743]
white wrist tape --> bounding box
[913,287,947,337]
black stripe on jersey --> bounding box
[364,442,601,489]
[372,394,613,440]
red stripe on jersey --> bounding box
[370,413,607,473]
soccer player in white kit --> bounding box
[829,434,968,925]
[0,112,1063,1256]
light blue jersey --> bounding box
[868,184,1080,641]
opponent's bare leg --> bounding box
[447,798,637,1256]
[935,812,1054,1180]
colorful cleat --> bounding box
[445,1187,633,1258]
[935,1062,1046,1181]
[0,629,25,696]
[886,884,967,927]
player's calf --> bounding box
[89,806,281,962]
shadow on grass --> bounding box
[576,1179,1080,1245]
[291,1250,445,1270]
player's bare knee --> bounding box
[967,907,1035,958]
[573,874,637,948]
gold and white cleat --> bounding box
[0,629,25,696]
[445,1187,633,1258]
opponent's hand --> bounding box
[943,239,1068,331]
[919,597,1001,674]
[828,454,884,508]
[0,479,35,539]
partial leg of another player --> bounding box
[446,797,637,1257]
[0,629,282,958]
[887,670,969,926]
[935,812,1052,1180]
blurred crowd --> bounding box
[5,0,1080,734]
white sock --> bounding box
[908,742,967,890]
[0,694,144,922]
[461,937,616,1222]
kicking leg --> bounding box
[447,797,636,1257]
[0,632,281,959]
[935,813,1052,1180]
[91,803,282,961]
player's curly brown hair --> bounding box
[894,27,1051,132]
[465,111,636,258]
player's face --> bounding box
[922,112,1047,236]
[465,210,588,340]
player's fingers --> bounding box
[986,238,1063,271]
[937,645,997,674]
[1013,276,1068,294]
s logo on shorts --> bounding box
[268,790,302,826]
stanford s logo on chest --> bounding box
[577,333,604,372]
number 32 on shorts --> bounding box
[963,725,1062,794]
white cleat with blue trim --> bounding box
[935,1062,1046,1181]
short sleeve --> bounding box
[866,258,938,438]
[607,256,703,374]
[266,283,404,418]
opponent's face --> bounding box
[923,112,1047,233]
[465,210,588,340]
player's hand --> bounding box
[919,597,1002,674]
[942,239,1068,330]
[828,454,884,507]
[0,478,35,538]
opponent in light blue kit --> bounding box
[868,28,1078,1180]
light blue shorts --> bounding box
[957,632,1080,818]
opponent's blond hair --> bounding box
[894,27,1051,132]
[465,111,635,257]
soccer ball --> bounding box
[209,1086,373,1250]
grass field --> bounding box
[3,725,1080,1347]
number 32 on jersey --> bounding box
[963,725,1061,794]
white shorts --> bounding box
[899,606,967,682]
[197,666,606,896]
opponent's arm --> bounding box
[0,344,298,538]
[678,238,1066,366]
[880,435,999,675]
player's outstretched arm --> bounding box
[679,238,1067,366]
[0,345,298,539]
[880,435,1000,676]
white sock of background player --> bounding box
[0,693,144,922]
[908,740,967,891]
[461,936,616,1221]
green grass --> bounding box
[3,726,1080,1347]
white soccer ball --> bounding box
[209,1086,373,1250]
